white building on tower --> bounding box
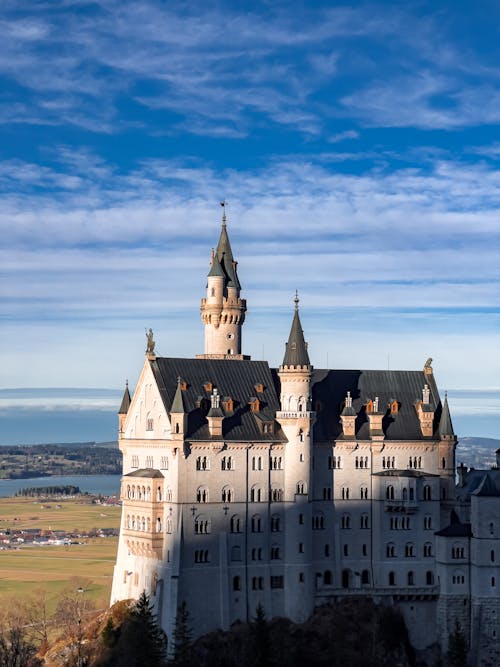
[110,207,496,661]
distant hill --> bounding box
[456,436,500,469]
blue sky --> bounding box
[1,0,499,439]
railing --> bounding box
[276,411,316,419]
[384,499,419,513]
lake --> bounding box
[0,474,122,498]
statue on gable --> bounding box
[146,328,155,355]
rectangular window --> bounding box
[131,455,139,468]
[146,456,153,468]
[270,576,284,589]
[160,456,168,470]
[299,542,304,553]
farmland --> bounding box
[0,497,121,612]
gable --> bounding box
[122,360,171,440]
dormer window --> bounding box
[263,422,273,434]
[222,396,234,413]
[249,397,260,412]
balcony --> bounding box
[276,411,316,420]
[384,499,419,514]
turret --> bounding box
[170,377,187,440]
[198,204,248,359]
[276,294,315,621]
[118,380,131,434]
[278,292,312,413]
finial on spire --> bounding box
[220,200,227,227]
[125,379,128,388]
[294,290,299,311]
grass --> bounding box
[0,497,122,533]
[0,498,122,613]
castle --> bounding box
[110,209,499,664]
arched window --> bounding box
[221,486,234,503]
[271,514,281,532]
[402,487,408,501]
[405,543,414,557]
[423,485,431,501]
[442,457,446,469]
[250,485,262,502]
[271,488,283,502]
[426,571,434,585]
[341,486,350,500]
[341,514,351,529]
[386,543,396,558]
[298,429,304,442]
[409,487,414,501]
[166,486,172,501]
[296,481,306,495]
[386,485,395,500]
[230,514,241,533]
[407,571,415,586]
[361,570,370,585]
[194,515,211,534]
[324,570,333,586]
[156,517,162,533]
[196,486,209,503]
[231,546,241,562]
[490,522,495,535]
[270,545,280,560]
[360,514,369,529]
[196,456,209,471]
[233,575,240,591]
[360,485,368,500]
[251,515,262,533]
[341,569,350,588]
[424,542,433,557]
[389,571,396,586]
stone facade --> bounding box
[110,213,497,661]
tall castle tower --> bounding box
[276,294,316,620]
[198,205,247,359]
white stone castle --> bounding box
[110,209,500,665]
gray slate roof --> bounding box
[118,384,131,414]
[456,468,500,501]
[125,468,165,478]
[311,368,443,441]
[438,394,454,436]
[151,358,284,442]
[435,511,472,537]
[282,306,310,367]
[149,358,445,443]
[216,222,241,290]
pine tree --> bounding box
[251,603,271,667]
[171,601,192,667]
[101,592,167,666]
[447,619,468,667]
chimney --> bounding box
[457,462,467,487]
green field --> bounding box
[0,497,122,533]
[0,498,122,612]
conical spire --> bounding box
[282,292,311,367]
[215,204,240,290]
[207,248,225,277]
[170,377,186,414]
[118,381,131,414]
[439,393,454,437]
